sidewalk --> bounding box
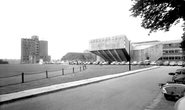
[0,66,159,104]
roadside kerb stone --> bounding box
[0,66,159,104]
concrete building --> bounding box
[89,35,130,62]
[39,40,51,62]
[89,35,182,63]
[21,36,51,64]
[131,41,163,61]
[160,40,183,61]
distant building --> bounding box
[160,40,183,61]
[21,35,51,64]
[61,52,97,62]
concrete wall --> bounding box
[89,35,128,51]
[131,44,163,61]
[89,35,130,62]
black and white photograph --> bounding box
[0,0,185,110]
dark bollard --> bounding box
[62,69,64,75]
[80,67,81,71]
[46,71,48,78]
[73,67,74,73]
[22,72,24,83]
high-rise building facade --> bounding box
[21,35,51,64]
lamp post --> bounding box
[129,40,131,71]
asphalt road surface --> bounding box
[1,66,180,110]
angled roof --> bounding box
[132,40,161,50]
[161,39,182,44]
[133,44,154,50]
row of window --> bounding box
[22,56,29,61]
[163,49,182,54]
[90,37,124,43]
[163,43,180,47]
[160,56,184,60]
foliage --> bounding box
[130,0,185,33]
[180,31,185,54]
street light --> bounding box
[129,40,131,71]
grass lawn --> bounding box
[0,64,150,95]
[0,64,80,77]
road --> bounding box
[0,66,180,110]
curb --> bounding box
[0,66,159,104]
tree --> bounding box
[181,32,185,58]
[130,0,185,32]
[130,0,185,59]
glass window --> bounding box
[163,57,168,60]
[175,56,180,59]
[169,50,174,53]
[175,50,180,53]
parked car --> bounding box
[131,61,137,65]
[150,61,156,65]
[169,61,177,66]
[99,61,104,65]
[144,60,151,65]
[169,68,185,83]
[163,61,170,66]
[111,61,117,65]
[159,68,185,101]
[174,96,185,110]
[125,62,130,65]
[177,61,183,66]
[177,61,185,66]
[120,61,126,65]
[137,61,144,65]
[102,61,109,65]
[156,60,163,66]
[159,83,185,101]
[93,61,99,65]
[115,62,121,65]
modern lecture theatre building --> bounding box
[89,34,183,62]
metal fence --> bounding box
[0,65,87,87]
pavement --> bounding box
[0,66,159,104]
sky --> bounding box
[0,0,184,60]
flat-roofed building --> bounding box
[160,40,183,61]
[21,36,51,64]
[39,40,51,62]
